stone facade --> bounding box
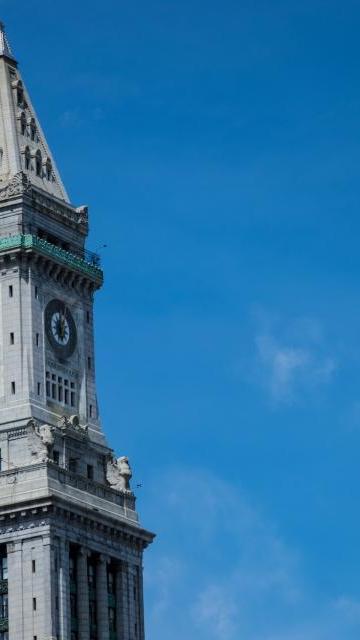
[0,23,154,640]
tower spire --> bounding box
[0,22,15,61]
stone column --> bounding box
[76,547,90,640]
[42,536,57,640]
[96,554,109,640]
[137,563,145,640]
[7,541,23,640]
[58,539,71,640]
[116,561,130,640]
[128,564,137,640]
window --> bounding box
[89,601,96,625]
[37,382,41,396]
[35,150,42,177]
[24,146,31,171]
[8,285,13,298]
[58,378,63,402]
[30,119,36,141]
[86,310,90,323]
[69,458,77,474]
[109,608,116,632]
[33,597,36,611]
[34,285,38,299]
[108,571,115,594]
[89,405,93,418]
[70,382,75,407]
[0,449,2,472]
[32,560,36,573]
[0,595,8,619]
[51,374,56,400]
[87,465,94,480]
[46,158,52,181]
[9,333,14,345]
[36,333,39,347]
[11,382,15,395]
[17,87,23,106]
[0,556,7,580]
[53,450,60,465]
[69,555,75,581]
[46,371,77,408]
[88,563,95,586]
[88,357,92,370]
[20,112,26,136]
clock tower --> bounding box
[0,23,154,640]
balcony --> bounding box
[0,234,103,283]
[0,617,8,632]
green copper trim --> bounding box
[0,234,103,282]
[0,617,8,632]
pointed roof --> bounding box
[0,22,15,61]
[0,23,69,202]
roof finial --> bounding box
[0,22,15,60]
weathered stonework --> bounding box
[0,22,154,640]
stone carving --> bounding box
[106,456,132,492]
[0,171,32,201]
[58,415,88,437]
[27,419,55,462]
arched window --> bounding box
[24,147,31,171]
[20,112,26,136]
[45,158,52,181]
[35,150,42,176]
[30,119,36,142]
[17,87,23,107]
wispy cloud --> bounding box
[143,467,360,640]
[252,313,336,404]
[59,107,105,128]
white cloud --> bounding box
[195,585,238,639]
[143,467,360,640]
[251,313,336,403]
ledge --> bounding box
[0,234,103,283]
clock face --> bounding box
[45,299,77,359]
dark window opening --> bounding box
[33,597,36,611]
[0,594,8,619]
[32,560,36,573]
[20,113,26,135]
[35,151,42,177]
[11,381,15,395]
[0,551,7,580]
[8,286,13,298]
[9,333,14,345]
[53,450,60,465]
[87,465,94,480]
[37,382,41,396]
[24,147,31,171]
[36,333,39,347]
[30,120,36,141]
[69,458,77,474]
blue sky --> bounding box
[5,0,360,637]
